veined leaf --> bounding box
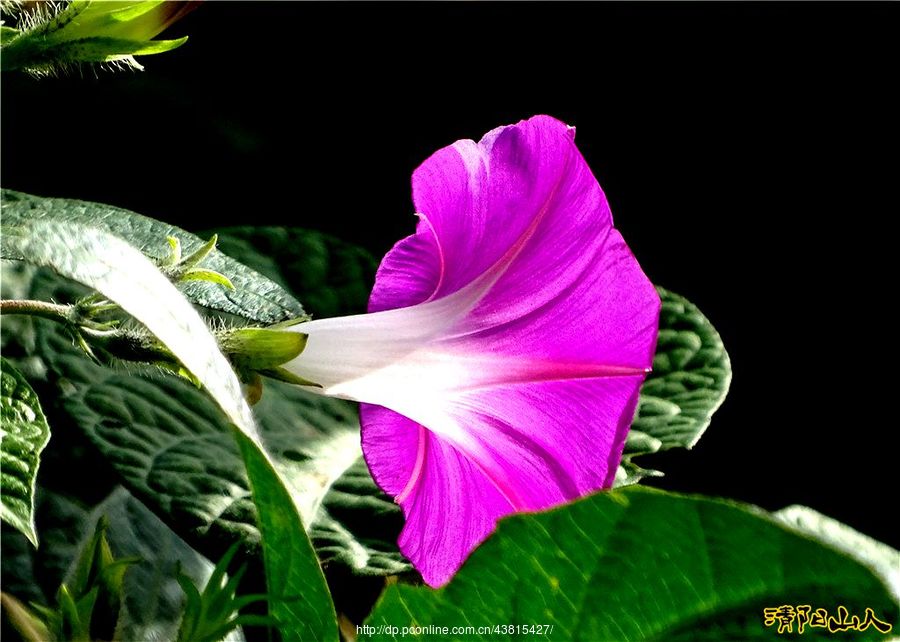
[0,358,51,547]
[618,287,732,484]
[213,226,378,320]
[364,487,898,642]
[58,354,408,576]
[1,190,304,324]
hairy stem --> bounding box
[0,297,176,365]
[0,298,74,322]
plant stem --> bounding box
[0,297,176,365]
[0,298,74,322]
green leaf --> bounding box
[0,218,336,638]
[235,429,337,641]
[23,486,239,642]
[4,228,411,575]
[0,358,51,547]
[635,287,731,448]
[364,487,899,642]
[618,287,732,484]
[774,505,899,602]
[173,539,274,642]
[1,190,304,324]
[1,489,92,608]
[58,356,408,576]
[55,516,134,641]
[213,226,378,319]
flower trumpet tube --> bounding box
[285,115,660,587]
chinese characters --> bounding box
[763,605,892,635]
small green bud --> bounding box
[179,269,235,289]
[162,236,182,266]
[159,234,234,289]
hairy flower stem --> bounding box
[0,298,74,323]
[0,297,177,366]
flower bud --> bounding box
[1,1,199,73]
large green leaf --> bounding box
[0,358,51,547]
[618,287,732,484]
[364,487,898,642]
[1,189,304,324]
[53,345,408,576]
[0,219,337,640]
[235,429,337,641]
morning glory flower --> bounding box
[285,115,660,586]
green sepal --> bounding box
[156,361,203,388]
[257,366,323,388]
[221,327,308,370]
[106,0,168,24]
[1,35,188,72]
[105,35,188,57]
[266,316,310,329]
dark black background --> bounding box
[3,3,896,546]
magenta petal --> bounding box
[361,375,643,587]
[372,115,612,309]
[447,228,660,371]
[367,217,442,313]
[361,403,519,588]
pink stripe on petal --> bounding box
[447,229,660,370]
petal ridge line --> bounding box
[396,422,428,504]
